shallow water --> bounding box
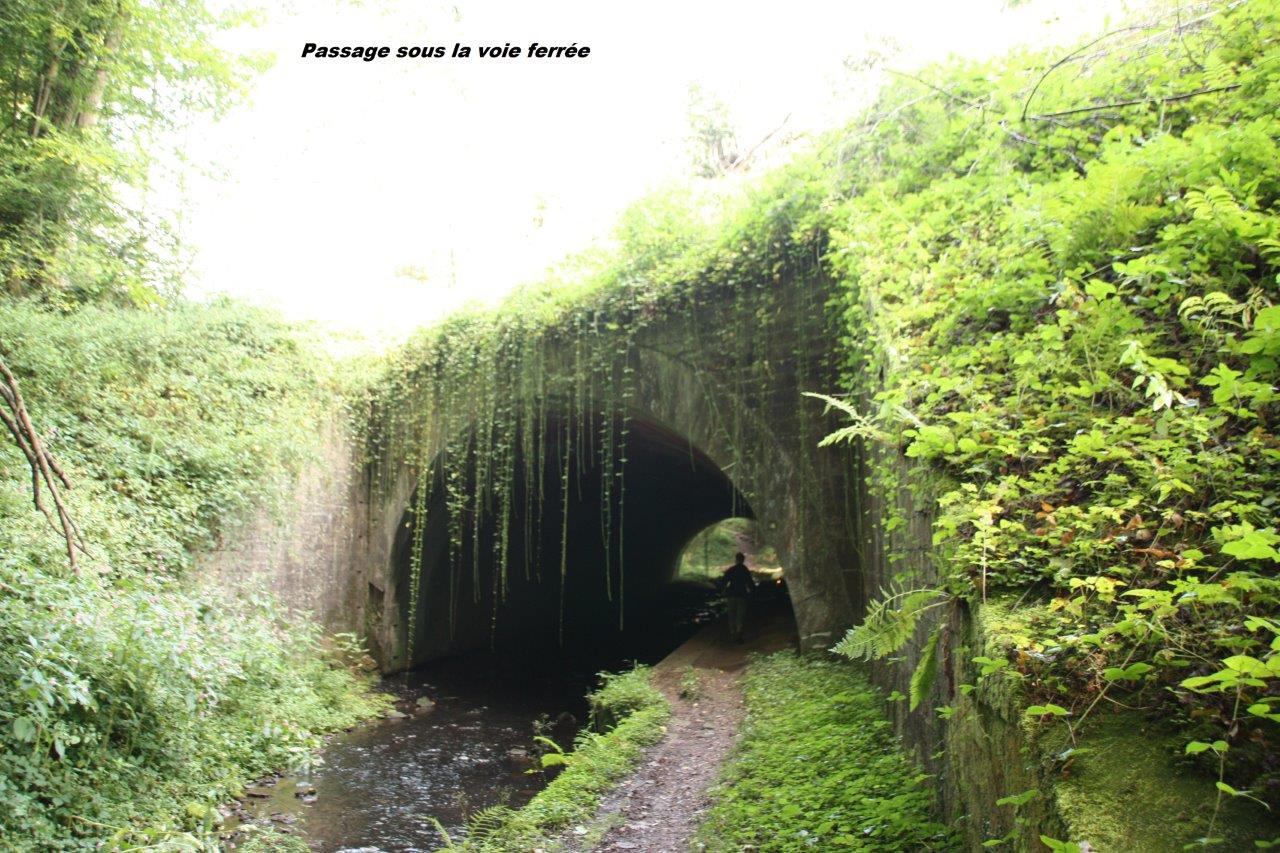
[233,659,586,852]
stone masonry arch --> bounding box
[356,266,864,670]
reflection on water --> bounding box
[233,658,584,852]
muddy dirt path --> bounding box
[572,605,796,853]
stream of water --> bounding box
[229,657,588,852]
[226,583,723,851]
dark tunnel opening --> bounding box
[391,411,795,672]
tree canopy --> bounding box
[0,0,262,306]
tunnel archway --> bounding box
[364,267,860,672]
[390,409,787,669]
[673,517,783,583]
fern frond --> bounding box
[463,805,517,842]
[803,391,890,445]
[427,816,458,849]
[910,626,943,711]
[803,390,860,419]
[832,587,945,661]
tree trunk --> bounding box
[76,11,124,129]
[28,0,69,138]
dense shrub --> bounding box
[0,299,326,570]
[821,0,1280,829]
[0,299,385,848]
[587,661,666,731]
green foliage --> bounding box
[587,664,666,732]
[818,0,1280,816]
[0,573,387,848]
[910,626,943,712]
[804,392,891,446]
[0,299,326,570]
[832,587,944,661]
[0,0,263,305]
[697,653,954,850]
[0,299,387,847]
[676,518,779,580]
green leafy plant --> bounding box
[533,735,570,770]
[696,652,954,851]
[679,665,703,701]
[815,0,1280,841]
[832,587,946,661]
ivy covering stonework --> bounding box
[357,177,832,665]
[817,0,1280,841]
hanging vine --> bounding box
[362,159,836,665]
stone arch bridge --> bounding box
[204,262,881,673]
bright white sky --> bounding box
[180,0,1126,343]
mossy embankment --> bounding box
[939,600,1280,850]
[0,300,388,848]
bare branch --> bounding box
[1020,23,1163,123]
[0,355,85,572]
[886,69,980,110]
[1020,1,1241,122]
[1026,83,1240,122]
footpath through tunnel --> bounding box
[391,410,796,671]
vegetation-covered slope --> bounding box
[0,4,389,847]
[806,0,1280,844]
[0,301,385,848]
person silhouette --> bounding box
[721,552,755,643]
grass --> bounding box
[697,652,954,851]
